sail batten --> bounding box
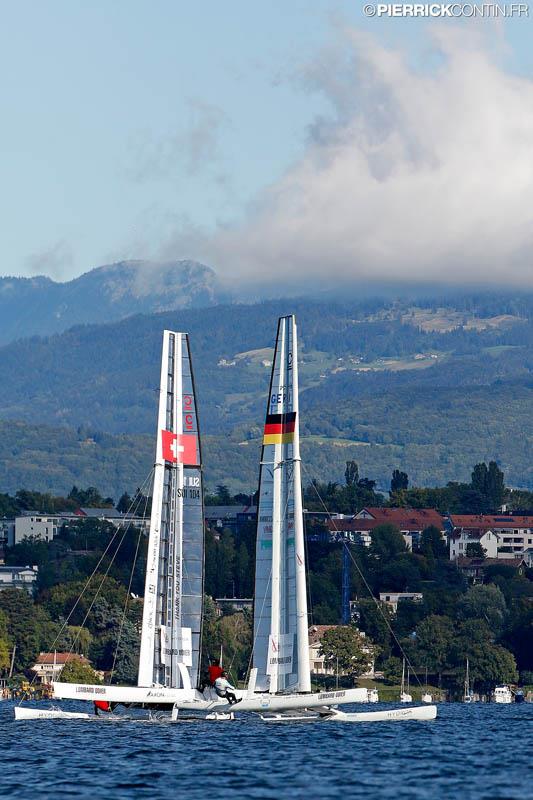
[138,331,204,689]
[253,315,311,693]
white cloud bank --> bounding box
[198,27,533,287]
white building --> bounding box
[449,527,499,560]
[379,592,423,613]
[14,514,64,545]
[0,565,38,594]
[448,515,533,561]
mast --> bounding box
[253,315,311,693]
[138,331,204,689]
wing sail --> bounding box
[138,331,204,688]
[253,315,310,693]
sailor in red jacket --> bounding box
[208,658,223,685]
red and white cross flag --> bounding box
[161,430,198,465]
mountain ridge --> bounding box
[0,259,227,344]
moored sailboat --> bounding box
[463,658,475,703]
[400,659,412,703]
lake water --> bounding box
[1,702,531,799]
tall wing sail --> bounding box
[138,331,204,689]
[253,315,311,693]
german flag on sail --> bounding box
[263,412,296,445]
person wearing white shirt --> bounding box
[214,671,238,704]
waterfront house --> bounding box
[308,624,375,678]
[31,652,92,684]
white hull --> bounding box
[52,682,369,712]
[493,686,513,704]
[52,682,196,705]
[14,707,91,721]
[324,705,438,723]
[217,687,369,713]
[400,692,412,703]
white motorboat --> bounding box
[493,685,513,703]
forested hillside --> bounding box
[0,292,531,493]
[0,260,224,345]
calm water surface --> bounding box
[1,702,531,799]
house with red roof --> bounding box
[326,507,446,551]
[448,515,533,561]
[31,652,92,684]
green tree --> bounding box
[465,541,486,559]
[60,658,102,684]
[0,588,59,672]
[234,542,251,597]
[452,620,518,692]
[382,656,402,685]
[414,615,455,685]
[456,584,507,634]
[116,492,132,513]
[215,485,233,505]
[369,524,408,562]
[356,599,392,661]
[486,461,505,510]
[419,526,448,560]
[216,530,236,597]
[108,618,139,684]
[390,470,409,494]
[319,626,374,677]
[345,461,359,487]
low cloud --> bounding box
[127,99,228,182]
[25,240,74,279]
[196,27,533,288]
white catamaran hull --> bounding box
[52,682,369,712]
[52,682,197,705]
[323,705,438,723]
[14,707,92,721]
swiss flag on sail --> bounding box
[161,430,198,465]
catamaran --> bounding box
[16,319,436,723]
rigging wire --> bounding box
[108,489,150,684]
[243,455,293,690]
[17,470,154,702]
[67,486,150,656]
[302,463,425,689]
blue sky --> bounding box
[1,1,532,285]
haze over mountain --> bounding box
[0,260,225,345]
